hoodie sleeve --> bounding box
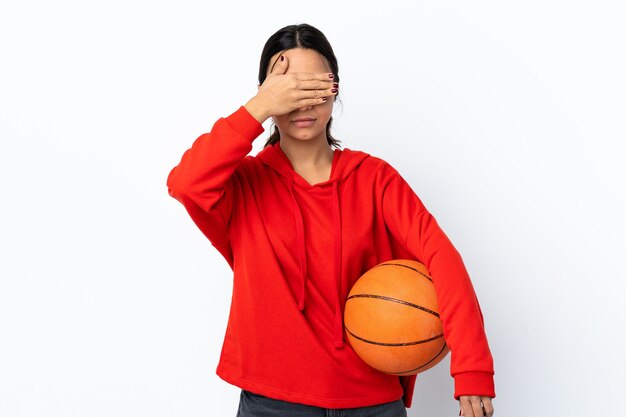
[166,106,264,266]
[380,164,495,400]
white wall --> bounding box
[1,1,624,416]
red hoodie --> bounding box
[166,106,495,409]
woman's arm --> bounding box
[379,164,496,400]
[166,107,264,264]
[166,54,336,263]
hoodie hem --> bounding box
[216,368,405,409]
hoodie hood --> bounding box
[257,142,370,349]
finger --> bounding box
[470,397,484,417]
[269,54,289,76]
[295,96,329,108]
[295,72,336,81]
[297,79,336,91]
[482,397,494,415]
[459,397,474,417]
[295,86,338,102]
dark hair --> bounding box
[258,23,341,149]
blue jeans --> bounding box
[236,390,407,417]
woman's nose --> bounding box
[298,105,313,111]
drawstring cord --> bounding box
[287,175,308,311]
[332,181,345,349]
[287,175,345,349]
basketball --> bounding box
[344,259,450,376]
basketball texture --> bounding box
[344,259,449,375]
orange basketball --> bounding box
[344,259,449,376]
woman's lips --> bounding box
[292,118,316,128]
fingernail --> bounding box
[328,73,334,78]
[333,83,338,88]
[331,88,338,93]
[280,55,284,61]
[322,97,328,102]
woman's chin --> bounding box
[283,131,325,143]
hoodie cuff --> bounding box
[224,106,265,142]
[453,372,496,399]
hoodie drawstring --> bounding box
[287,175,308,311]
[332,181,345,349]
[287,175,345,349]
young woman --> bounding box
[167,23,495,417]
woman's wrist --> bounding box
[244,97,270,124]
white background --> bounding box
[1,1,625,416]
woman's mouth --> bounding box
[292,117,316,128]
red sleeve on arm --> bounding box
[166,106,264,265]
[380,165,495,400]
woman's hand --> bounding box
[459,395,494,417]
[244,54,337,123]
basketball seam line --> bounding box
[375,262,433,282]
[343,326,444,347]
[385,342,449,375]
[345,294,440,318]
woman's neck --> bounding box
[279,137,334,172]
